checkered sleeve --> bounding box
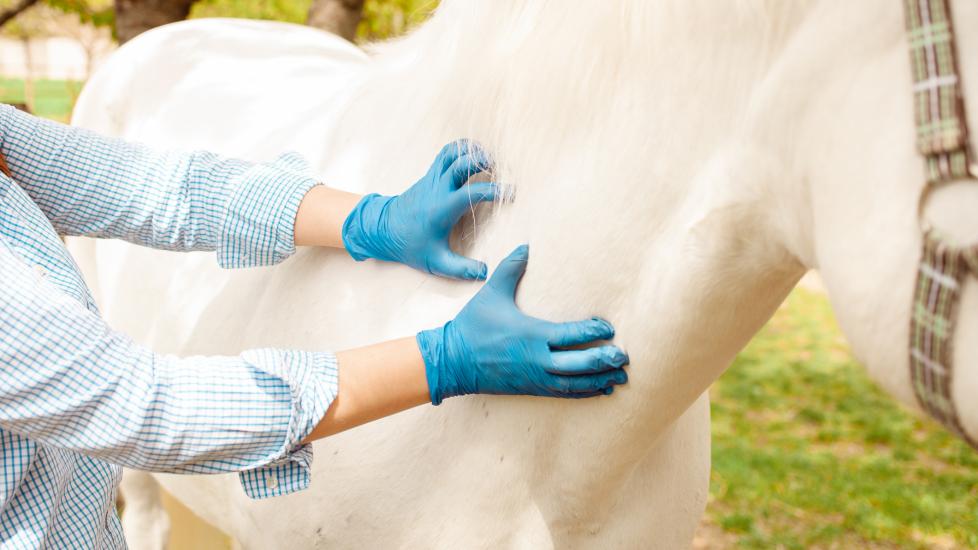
[0,239,338,498]
[0,103,320,268]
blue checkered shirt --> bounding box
[0,104,339,549]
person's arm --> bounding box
[0,105,500,278]
[304,337,428,441]
[293,185,362,249]
[0,238,336,499]
[0,103,322,268]
[0,235,626,501]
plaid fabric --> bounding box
[904,0,978,449]
[910,231,978,448]
[0,104,338,547]
[904,0,974,182]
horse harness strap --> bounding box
[904,0,978,448]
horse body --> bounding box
[69,2,978,548]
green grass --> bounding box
[0,78,83,123]
[708,288,978,549]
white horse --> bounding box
[69,1,978,548]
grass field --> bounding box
[0,78,83,122]
[3,77,976,549]
[707,288,978,549]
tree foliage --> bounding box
[45,0,112,27]
[189,0,436,41]
[2,0,438,42]
[358,0,435,40]
[189,0,307,25]
[1,0,109,39]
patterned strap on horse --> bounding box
[904,0,978,448]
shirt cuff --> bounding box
[217,151,321,269]
[238,350,338,499]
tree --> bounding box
[45,0,113,28]
[2,0,50,111]
[0,0,40,27]
[306,0,363,42]
[1,0,110,112]
[148,0,437,43]
[113,0,193,43]
[357,0,435,41]
[2,0,437,48]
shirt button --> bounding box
[33,265,47,278]
[266,474,278,489]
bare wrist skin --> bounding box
[293,185,363,249]
[303,337,430,443]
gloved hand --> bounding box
[416,245,629,404]
[342,140,498,280]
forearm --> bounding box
[0,241,338,473]
[293,184,363,248]
[0,104,323,267]
[304,337,430,442]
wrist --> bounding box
[293,185,363,249]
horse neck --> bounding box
[320,0,827,396]
[332,0,823,248]
[306,0,853,521]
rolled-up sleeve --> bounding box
[0,238,337,499]
[0,103,319,268]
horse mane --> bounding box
[332,0,817,221]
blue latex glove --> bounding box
[417,245,630,404]
[342,140,498,280]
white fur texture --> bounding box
[68,1,978,548]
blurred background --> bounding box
[1,1,976,548]
[0,0,436,120]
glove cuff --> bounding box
[416,324,462,406]
[341,193,393,262]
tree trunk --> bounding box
[306,0,364,42]
[21,36,34,113]
[113,0,196,44]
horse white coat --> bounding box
[70,1,978,548]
